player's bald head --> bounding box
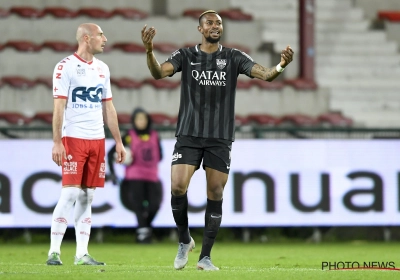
[76,23,97,42]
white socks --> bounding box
[49,187,80,255]
[74,188,95,258]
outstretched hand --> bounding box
[141,24,156,53]
[280,45,294,68]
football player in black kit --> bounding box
[141,10,294,270]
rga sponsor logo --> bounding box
[192,70,226,86]
[72,85,103,103]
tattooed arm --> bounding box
[251,64,281,82]
[251,45,294,82]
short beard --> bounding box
[205,36,221,44]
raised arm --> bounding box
[251,45,294,82]
[103,100,126,164]
[141,25,175,79]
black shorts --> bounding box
[171,136,232,174]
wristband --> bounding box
[276,64,285,73]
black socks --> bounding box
[171,192,190,244]
[199,199,222,260]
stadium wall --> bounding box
[1,139,399,228]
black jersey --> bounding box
[166,44,256,141]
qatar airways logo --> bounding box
[192,70,226,86]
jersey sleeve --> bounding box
[52,60,70,99]
[165,49,183,76]
[235,50,257,78]
[102,64,112,101]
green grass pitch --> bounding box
[1,242,399,279]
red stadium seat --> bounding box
[284,79,318,90]
[250,79,285,90]
[42,7,78,18]
[218,9,252,21]
[77,8,113,19]
[112,42,146,53]
[41,41,77,52]
[4,41,41,52]
[222,43,251,54]
[236,80,252,89]
[10,7,44,18]
[280,114,319,126]
[153,42,179,54]
[35,77,52,88]
[117,113,132,125]
[150,113,176,126]
[169,115,178,125]
[235,115,250,126]
[110,78,143,89]
[317,112,353,127]
[378,11,400,22]
[182,9,205,20]
[2,76,36,89]
[32,112,53,125]
[0,8,10,18]
[247,114,280,126]
[0,112,32,125]
[111,8,148,20]
[143,79,180,89]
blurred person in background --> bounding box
[48,23,125,266]
[108,107,163,244]
[141,10,293,270]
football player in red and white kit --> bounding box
[46,23,126,266]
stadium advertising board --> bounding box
[0,139,399,227]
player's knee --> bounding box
[207,185,224,200]
[171,184,187,196]
[207,183,224,200]
[171,179,188,195]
